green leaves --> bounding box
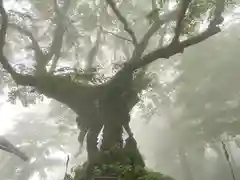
[7,86,44,107]
[75,162,173,180]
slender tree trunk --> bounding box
[227,144,239,179]
[211,143,231,180]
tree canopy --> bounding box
[0,0,230,104]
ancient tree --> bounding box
[0,0,227,179]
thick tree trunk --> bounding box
[101,123,123,151]
[83,94,146,178]
[74,82,145,178]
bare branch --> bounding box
[0,0,7,50]
[45,0,70,70]
[8,23,44,61]
[137,27,221,68]
[102,29,132,42]
[105,0,137,45]
[133,21,161,58]
[8,23,49,75]
[131,0,164,60]
[209,0,225,28]
[49,52,60,73]
[155,1,171,48]
[131,2,181,61]
[85,28,102,71]
[171,0,192,44]
[125,0,225,71]
[141,0,161,44]
[158,24,168,47]
[7,1,70,75]
[0,2,36,86]
[0,1,104,120]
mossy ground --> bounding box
[73,162,174,180]
[71,146,174,180]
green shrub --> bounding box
[73,161,174,180]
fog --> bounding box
[1,0,240,180]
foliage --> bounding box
[73,150,174,180]
[7,86,44,107]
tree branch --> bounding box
[8,23,45,64]
[171,0,192,44]
[0,1,104,122]
[0,2,36,86]
[132,21,161,60]
[0,0,6,51]
[48,51,60,73]
[45,0,70,71]
[125,0,225,71]
[102,29,132,42]
[131,1,180,61]
[158,24,168,47]
[105,0,137,46]
[85,28,102,71]
[141,0,161,45]
[8,1,71,75]
[139,27,220,68]
[130,0,162,61]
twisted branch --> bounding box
[171,0,192,44]
[0,1,36,86]
[8,23,45,63]
[102,29,132,42]
[46,0,70,72]
[125,0,225,70]
[131,1,181,61]
[106,0,137,46]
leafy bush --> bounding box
[73,148,174,180]
[73,162,174,180]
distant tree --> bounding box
[170,23,240,180]
[173,24,240,143]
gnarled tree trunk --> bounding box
[75,77,144,178]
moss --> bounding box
[66,138,174,180]
[73,162,174,180]
[72,147,174,180]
